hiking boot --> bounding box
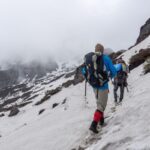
[119,98,122,103]
[114,101,118,106]
[99,117,104,126]
[89,121,99,134]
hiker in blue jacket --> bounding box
[113,59,129,104]
[82,43,117,133]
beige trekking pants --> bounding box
[93,89,109,112]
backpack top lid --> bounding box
[114,63,122,72]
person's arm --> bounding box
[81,66,86,76]
[104,55,117,79]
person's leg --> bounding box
[120,84,125,102]
[96,89,108,112]
[97,89,108,125]
[114,83,118,103]
[90,89,108,133]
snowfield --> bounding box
[0,37,150,150]
[86,65,150,150]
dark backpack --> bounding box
[84,52,109,88]
[116,69,127,86]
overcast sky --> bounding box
[0,0,149,63]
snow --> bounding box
[0,37,150,150]
[0,83,95,150]
[86,65,150,150]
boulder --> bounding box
[0,113,5,117]
[8,106,20,117]
[129,48,150,70]
[52,103,59,108]
[39,109,45,115]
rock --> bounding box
[73,66,85,85]
[35,94,51,105]
[0,113,5,117]
[62,66,85,88]
[62,80,74,88]
[49,74,65,83]
[47,87,62,95]
[129,48,150,70]
[64,71,76,78]
[52,103,59,108]
[143,56,150,74]
[62,98,67,104]
[39,109,45,115]
[35,87,62,105]
[8,106,20,117]
[136,18,150,45]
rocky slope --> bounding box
[136,18,150,45]
[0,59,58,89]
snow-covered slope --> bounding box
[0,37,150,150]
[86,65,150,150]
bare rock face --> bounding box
[136,18,150,45]
[8,106,20,117]
[73,66,85,85]
[129,48,150,71]
[0,60,58,89]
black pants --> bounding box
[114,83,125,102]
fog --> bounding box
[0,0,150,64]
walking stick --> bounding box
[84,80,88,107]
[126,85,129,92]
[85,80,87,97]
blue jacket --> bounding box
[82,55,117,91]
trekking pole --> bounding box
[85,80,87,97]
[126,86,129,93]
[84,80,88,107]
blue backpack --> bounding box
[84,52,109,88]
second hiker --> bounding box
[113,58,129,105]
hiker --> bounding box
[82,43,117,133]
[113,59,129,104]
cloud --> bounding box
[0,0,149,63]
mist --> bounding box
[0,0,150,64]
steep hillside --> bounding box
[0,18,150,150]
[0,35,150,150]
